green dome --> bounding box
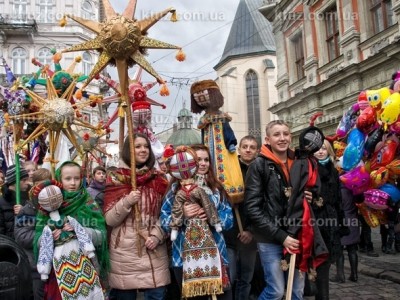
[178,108,191,118]
[166,128,201,147]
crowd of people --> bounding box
[0,122,399,300]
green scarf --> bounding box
[34,161,109,277]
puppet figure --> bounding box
[168,146,222,241]
[35,180,104,300]
[284,122,329,281]
[190,80,244,203]
[167,145,224,299]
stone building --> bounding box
[0,0,108,124]
[214,0,277,145]
[260,0,400,143]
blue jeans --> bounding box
[109,286,166,300]
[257,243,304,300]
[227,242,258,300]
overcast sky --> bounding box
[106,0,242,140]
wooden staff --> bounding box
[233,205,243,234]
[285,253,297,300]
[116,59,147,257]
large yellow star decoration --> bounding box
[8,78,105,176]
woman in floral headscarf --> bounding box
[34,161,109,300]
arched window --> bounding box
[12,47,27,75]
[38,0,54,23]
[245,70,261,144]
[37,47,52,65]
[82,1,95,20]
[82,51,93,75]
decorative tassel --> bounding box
[74,89,83,100]
[176,49,186,62]
[53,52,62,63]
[160,84,170,96]
[170,10,178,22]
[118,105,125,118]
[59,15,67,27]
[63,119,68,128]
[75,56,82,63]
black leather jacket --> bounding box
[244,155,291,245]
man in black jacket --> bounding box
[244,121,305,300]
[225,135,259,300]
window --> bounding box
[82,0,95,20]
[293,34,305,80]
[12,47,27,75]
[38,0,54,23]
[13,0,28,18]
[325,7,339,61]
[37,47,52,65]
[370,0,393,33]
[82,51,93,75]
[245,70,262,144]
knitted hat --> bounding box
[5,165,29,186]
[190,79,220,95]
[168,146,198,180]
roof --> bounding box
[177,108,191,118]
[166,128,202,147]
[214,0,276,70]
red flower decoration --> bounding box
[82,133,90,141]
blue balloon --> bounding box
[342,128,366,171]
[379,183,400,203]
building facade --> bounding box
[0,0,106,124]
[214,0,277,145]
[260,0,400,142]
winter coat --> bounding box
[0,187,28,238]
[14,201,39,278]
[104,168,170,290]
[245,145,294,245]
[312,161,343,262]
[340,186,360,246]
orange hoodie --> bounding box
[259,144,294,182]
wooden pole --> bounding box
[116,59,144,257]
[233,205,243,234]
[285,254,296,300]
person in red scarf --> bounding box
[103,133,170,300]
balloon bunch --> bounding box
[335,72,400,227]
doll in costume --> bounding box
[167,145,225,298]
[34,180,104,300]
[190,80,244,203]
[284,121,329,283]
[168,146,222,241]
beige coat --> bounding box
[105,195,170,290]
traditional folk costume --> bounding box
[34,162,109,300]
[167,146,224,298]
[190,80,244,204]
[33,180,105,300]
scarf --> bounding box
[318,157,330,166]
[88,179,105,192]
[259,144,294,182]
[33,161,110,277]
[103,167,168,215]
[103,167,168,248]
